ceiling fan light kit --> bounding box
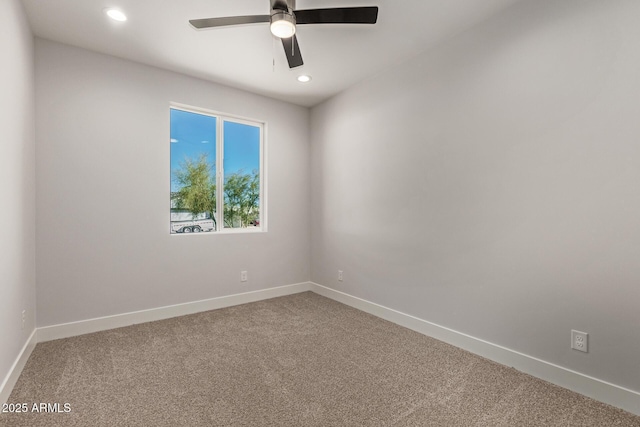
[189,1,378,69]
[270,10,296,38]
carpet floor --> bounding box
[1,292,639,426]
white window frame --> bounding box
[170,103,267,234]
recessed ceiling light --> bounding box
[297,75,312,83]
[105,9,127,22]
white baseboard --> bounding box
[38,282,313,343]
[309,282,640,416]
[0,329,37,406]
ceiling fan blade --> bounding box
[189,15,270,29]
[295,7,378,25]
[281,35,303,68]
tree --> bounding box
[172,157,260,230]
[172,154,217,230]
[224,169,260,228]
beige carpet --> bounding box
[1,292,639,426]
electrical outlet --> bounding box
[338,270,343,282]
[240,271,248,282]
[571,330,588,353]
[21,310,26,331]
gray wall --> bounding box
[35,40,310,326]
[0,0,36,387]
[310,0,640,392]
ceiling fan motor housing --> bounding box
[271,10,296,24]
[271,0,295,12]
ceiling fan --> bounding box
[189,0,379,69]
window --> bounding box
[170,105,264,234]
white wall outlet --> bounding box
[240,271,248,282]
[338,270,343,282]
[21,310,26,330]
[571,330,588,353]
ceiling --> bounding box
[22,0,523,107]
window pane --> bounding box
[223,121,261,229]
[170,109,217,233]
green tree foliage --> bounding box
[172,154,217,229]
[172,156,260,230]
[224,169,260,228]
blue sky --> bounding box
[170,109,260,192]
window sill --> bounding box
[170,227,265,236]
